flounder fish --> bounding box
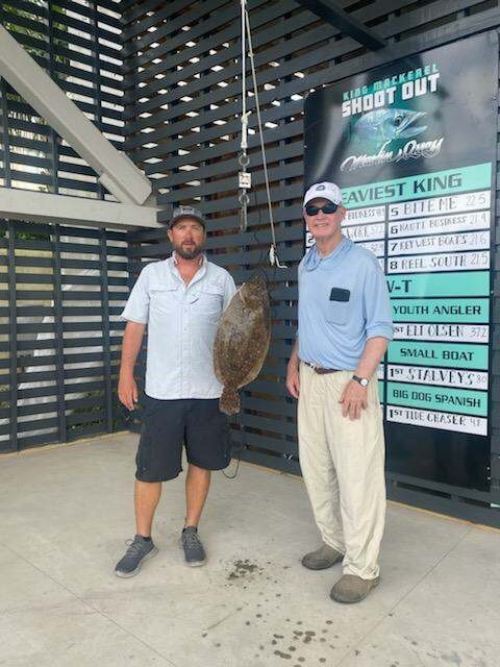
[214,274,271,415]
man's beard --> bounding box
[173,241,203,260]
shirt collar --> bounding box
[303,236,351,271]
[172,251,205,268]
[170,252,207,287]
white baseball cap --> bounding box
[303,182,343,207]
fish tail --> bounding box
[219,387,240,415]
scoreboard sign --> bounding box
[304,33,498,489]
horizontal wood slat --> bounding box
[0,0,123,198]
[0,218,127,452]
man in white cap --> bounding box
[286,182,393,603]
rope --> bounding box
[237,2,286,268]
[238,0,250,232]
[241,0,247,147]
[222,394,245,480]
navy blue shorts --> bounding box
[135,396,231,482]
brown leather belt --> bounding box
[303,361,341,375]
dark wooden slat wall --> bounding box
[122,0,500,526]
[0,0,123,198]
[0,1,130,450]
[0,220,128,452]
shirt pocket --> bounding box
[149,284,178,315]
[326,286,351,326]
[195,285,224,320]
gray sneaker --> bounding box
[114,535,158,578]
[302,543,344,570]
[181,526,206,567]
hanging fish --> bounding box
[214,274,271,415]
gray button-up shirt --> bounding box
[121,255,236,399]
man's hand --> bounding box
[118,373,138,411]
[118,321,145,410]
[339,379,368,420]
[286,364,300,399]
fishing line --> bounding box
[222,394,245,479]
[225,2,289,480]
[238,0,287,270]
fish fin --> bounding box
[219,387,240,415]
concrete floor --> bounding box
[0,433,499,667]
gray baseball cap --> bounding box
[169,205,206,229]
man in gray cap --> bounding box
[286,182,393,603]
[115,206,236,577]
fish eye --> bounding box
[394,114,403,126]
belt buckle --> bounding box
[309,362,327,374]
[304,361,335,375]
[311,363,338,375]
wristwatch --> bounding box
[352,375,369,387]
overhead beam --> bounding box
[0,25,153,206]
[0,188,162,230]
[294,0,386,51]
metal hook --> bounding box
[239,191,249,231]
[269,244,287,269]
[238,152,250,167]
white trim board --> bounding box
[0,188,162,230]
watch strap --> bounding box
[352,374,369,387]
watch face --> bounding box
[360,378,369,387]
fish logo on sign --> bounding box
[353,108,427,146]
[340,105,442,172]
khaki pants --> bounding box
[298,363,386,580]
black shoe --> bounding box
[114,535,158,578]
[181,526,206,567]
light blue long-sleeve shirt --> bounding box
[298,237,393,370]
[121,255,236,399]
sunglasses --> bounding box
[305,203,338,216]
